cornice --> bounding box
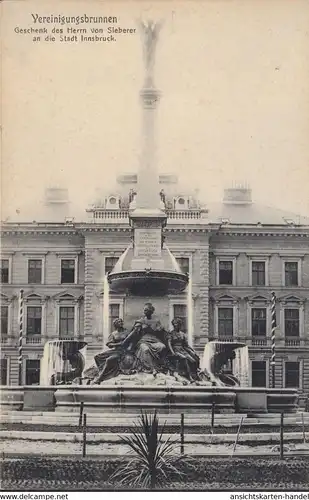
[1,222,309,238]
[22,251,49,256]
[215,230,309,237]
[1,229,80,236]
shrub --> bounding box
[110,410,193,489]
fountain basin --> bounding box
[0,385,298,414]
[0,386,24,411]
[53,385,298,414]
[55,385,237,413]
[108,269,188,295]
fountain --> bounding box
[51,21,298,415]
[0,21,298,415]
[40,340,87,385]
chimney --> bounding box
[223,183,252,205]
[43,187,70,221]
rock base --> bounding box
[95,371,212,387]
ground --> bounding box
[1,457,309,490]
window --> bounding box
[285,262,298,286]
[285,361,300,388]
[1,306,8,335]
[26,307,42,335]
[28,259,42,284]
[109,303,120,332]
[0,359,7,385]
[105,257,119,275]
[251,308,267,336]
[25,360,40,386]
[218,307,233,337]
[0,259,9,283]
[284,309,299,337]
[176,257,190,275]
[251,361,266,387]
[61,259,75,284]
[251,261,265,286]
[59,307,75,337]
[219,261,233,285]
[172,304,187,333]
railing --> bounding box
[0,336,14,345]
[1,335,85,345]
[89,208,205,221]
[285,337,301,347]
[251,336,267,346]
[166,210,203,220]
[217,336,234,343]
[58,336,85,341]
[93,210,129,219]
[208,336,307,348]
[25,335,42,344]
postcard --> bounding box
[1,0,309,493]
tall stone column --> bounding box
[130,20,166,271]
[132,20,164,216]
[136,87,161,210]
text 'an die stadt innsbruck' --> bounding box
[13,13,137,43]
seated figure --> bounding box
[91,318,133,384]
[122,303,168,373]
[167,317,200,381]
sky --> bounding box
[2,0,309,219]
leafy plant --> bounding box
[110,410,191,489]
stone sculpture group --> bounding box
[83,302,205,385]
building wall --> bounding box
[1,227,309,394]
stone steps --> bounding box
[2,414,309,422]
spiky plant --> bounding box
[110,410,191,489]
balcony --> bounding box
[25,335,42,344]
[166,209,206,220]
[58,335,85,342]
[217,336,235,343]
[92,209,129,220]
[0,335,15,345]
[285,336,301,347]
[251,336,267,346]
[87,208,207,223]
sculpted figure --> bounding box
[167,318,200,381]
[91,318,133,384]
[123,303,167,373]
[138,19,162,81]
[49,342,86,385]
[216,350,240,387]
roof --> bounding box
[206,201,309,226]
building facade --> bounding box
[1,177,309,399]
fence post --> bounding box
[180,413,184,454]
[211,402,215,429]
[302,412,306,444]
[231,416,244,457]
[79,401,84,428]
[280,412,284,460]
[82,413,87,458]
